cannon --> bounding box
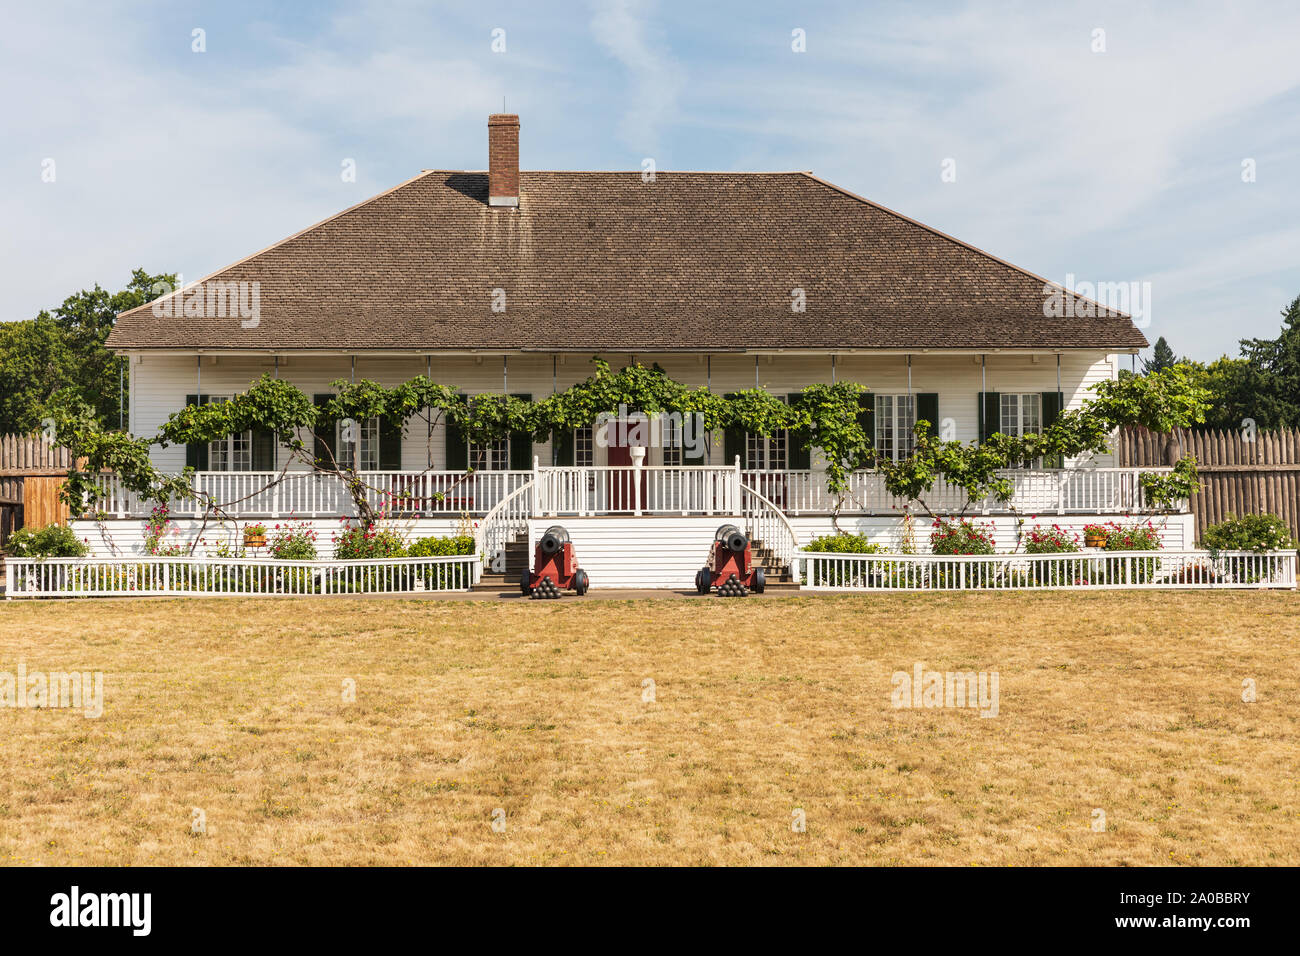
[695,523,765,597]
[521,525,589,599]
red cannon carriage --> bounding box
[521,525,590,599]
[695,523,765,597]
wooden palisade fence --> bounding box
[1116,426,1300,543]
[0,434,74,545]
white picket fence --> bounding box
[797,549,1298,591]
[4,554,481,598]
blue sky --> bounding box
[3,0,1298,360]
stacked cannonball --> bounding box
[530,577,563,600]
[716,573,749,597]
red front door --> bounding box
[606,428,648,510]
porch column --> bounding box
[731,455,742,516]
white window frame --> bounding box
[874,394,917,463]
[573,425,594,467]
[999,393,1042,468]
[470,436,509,471]
[207,397,254,472]
[999,393,1041,439]
[662,415,683,467]
[339,416,380,471]
[744,398,789,470]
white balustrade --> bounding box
[84,466,1180,520]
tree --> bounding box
[1143,336,1177,375]
[0,268,176,434]
[1189,294,1300,431]
[1089,363,1211,464]
[0,313,77,434]
[1235,294,1300,428]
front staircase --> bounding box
[472,531,531,592]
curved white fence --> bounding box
[4,554,481,598]
[797,549,1297,591]
[740,483,801,579]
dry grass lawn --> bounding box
[1,591,1297,866]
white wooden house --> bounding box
[95,114,1186,587]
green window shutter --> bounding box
[553,428,575,466]
[508,393,532,470]
[786,393,811,470]
[916,393,940,439]
[184,394,209,471]
[722,393,744,467]
[313,394,334,468]
[252,429,275,471]
[979,391,1001,445]
[379,413,403,471]
[1041,390,1064,468]
[445,394,468,471]
[858,392,876,467]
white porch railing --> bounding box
[745,467,1178,516]
[86,465,1179,520]
[89,470,533,519]
[474,474,536,572]
[4,554,481,598]
[797,549,1297,592]
[740,483,801,581]
[535,463,740,515]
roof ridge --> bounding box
[115,169,437,321]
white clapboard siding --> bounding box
[127,350,1121,475]
[526,517,736,589]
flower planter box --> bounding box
[243,530,267,548]
[1084,534,1108,549]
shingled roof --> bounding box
[107,170,1148,352]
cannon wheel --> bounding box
[574,569,589,596]
[695,568,711,595]
[752,567,766,594]
[519,568,533,596]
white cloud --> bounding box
[588,0,686,153]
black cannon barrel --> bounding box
[540,525,570,555]
[714,523,748,553]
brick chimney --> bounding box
[488,113,519,207]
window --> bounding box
[207,397,254,472]
[999,393,1041,438]
[573,425,594,467]
[662,416,682,466]
[874,394,917,463]
[746,429,787,470]
[999,393,1043,467]
[470,437,509,471]
[339,416,380,471]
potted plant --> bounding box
[243,522,268,549]
[1083,523,1109,548]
